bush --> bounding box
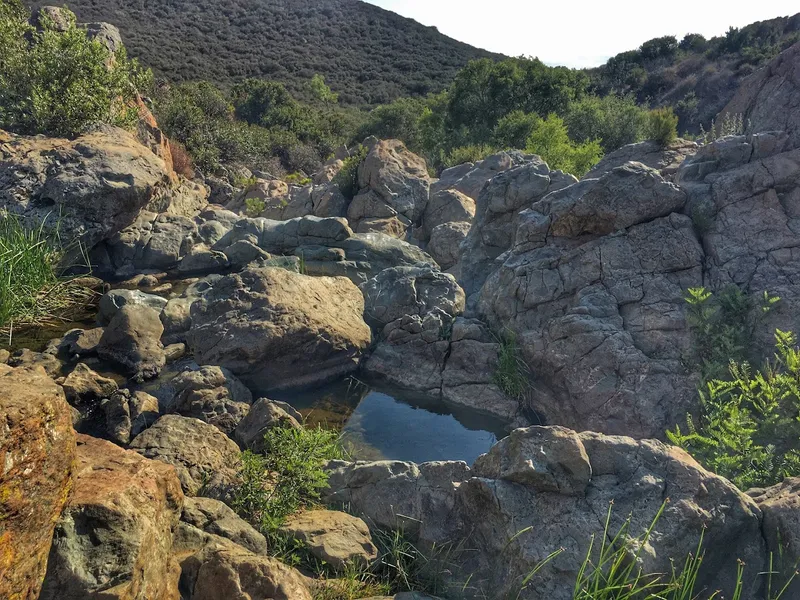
[492,331,531,401]
[168,140,195,178]
[492,110,541,150]
[442,144,496,169]
[648,107,679,147]
[564,94,650,153]
[244,198,266,217]
[332,145,367,200]
[231,424,343,533]
[524,114,603,177]
[0,2,150,138]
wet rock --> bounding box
[7,348,63,377]
[98,305,166,381]
[98,288,168,325]
[188,267,371,391]
[234,398,302,452]
[129,414,241,499]
[0,126,170,266]
[61,362,118,405]
[0,366,76,600]
[165,365,254,435]
[57,327,105,357]
[181,496,267,555]
[40,435,183,600]
[279,510,378,569]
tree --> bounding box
[493,110,541,150]
[307,73,338,106]
[639,36,679,60]
[564,94,650,152]
[525,114,602,177]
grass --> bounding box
[492,330,532,401]
[0,216,96,343]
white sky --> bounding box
[365,0,800,68]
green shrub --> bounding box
[231,424,343,533]
[492,331,531,401]
[564,94,650,153]
[493,110,541,150]
[244,197,266,217]
[442,144,496,169]
[525,114,603,177]
[332,145,367,200]
[284,172,311,186]
[0,2,150,138]
[648,107,679,147]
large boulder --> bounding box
[326,426,766,600]
[417,188,475,242]
[0,367,76,600]
[0,126,170,265]
[431,150,532,201]
[584,139,698,180]
[40,435,183,600]
[478,163,699,438]
[348,139,431,237]
[188,267,371,391]
[129,415,241,499]
[427,221,471,271]
[720,40,800,150]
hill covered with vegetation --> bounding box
[26,0,501,106]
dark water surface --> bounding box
[273,379,507,464]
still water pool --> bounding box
[273,379,508,465]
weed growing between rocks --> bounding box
[0,216,96,340]
[332,145,367,200]
[492,330,532,402]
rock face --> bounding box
[40,435,183,600]
[129,415,241,499]
[584,139,698,180]
[326,426,766,600]
[181,497,267,555]
[720,40,800,150]
[457,157,577,303]
[0,126,170,265]
[188,267,371,391]
[427,221,470,271]
[417,188,475,242]
[0,367,76,600]
[279,510,378,569]
[432,150,530,201]
[98,305,166,380]
[749,478,800,595]
[348,139,431,236]
[478,162,699,438]
[677,132,800,353]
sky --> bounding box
[364,0,800,68]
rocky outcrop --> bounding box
[0,367,76,600]
[326,426,766,600]
[584,139,698,180]
[478,162,699,438]
[129,415,241,500]
[720,40,800,150]
[0,126,170,265]
[348,139,431,237]
[431,151,531,201]
[188,266,371,391]
[427,221,470,270]
[40,435,183,600]
[279,509,378,569]
[416,188,475,242]
[457,157,577,304]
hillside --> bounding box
[26,0,501,106]
[589,13,800,132]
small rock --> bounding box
[234,398,302,452]
[98,288,168,324]
[97,305,166,381]
[7,348,62,378]
[0,348,9,363]
[181,496,267,555]
[279,510,378,569]
[165,342,187,362]
[61,362,118,405]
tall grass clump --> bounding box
[332,145,367,200]
[493,330,532,401]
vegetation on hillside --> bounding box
[1,1,149,138]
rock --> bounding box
[720,40,800,150]
[165,342,187,362]
[56,327,105,357]
[360,265,465,330]
[749,478,800,595]
[0,126,170,265]
[311,183,348,217]
[161,296,197,341]
[0,367,76,600]
[0,348,9,363]
[222,238,272,269]
[40,435,183,600]
[333,232,438,278]
[99,288,168,325]
[101,389,159,445]
[129,415,241,499]
[477,163,701,438]
[177,246,230,275]
[164,366,254,435]
[418,188,475,241]
[181,497,267,555]
[432,150,530,201]
[348,139,431,236]
[279,510,378,569]
[181,547,312,600]
[188,267,371,391]
[98,305,166,380]
[84,21,123,56]
[327,426,766,600]
[584,139,698,180]
[457,158,577,302]
[427,221,470,271]
[61,362,118,405]
[7,348,63,378]
[234,398,302,452]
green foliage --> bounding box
[285,173,311,186]
[0,216,93,335]
[244,198,266,218]
[356,97,428,151]
[442,144,496,169]
[493,331,532,401]
[648,107,679,147]
[668,329,800,490]
[0,2,150,138]
[524,114,603,177]
[564,94,650,153]
[332,145,368,201]
[308,74,339,106]
[700,112,747,144]
[231,425,343,534]
[493,110,541,150]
